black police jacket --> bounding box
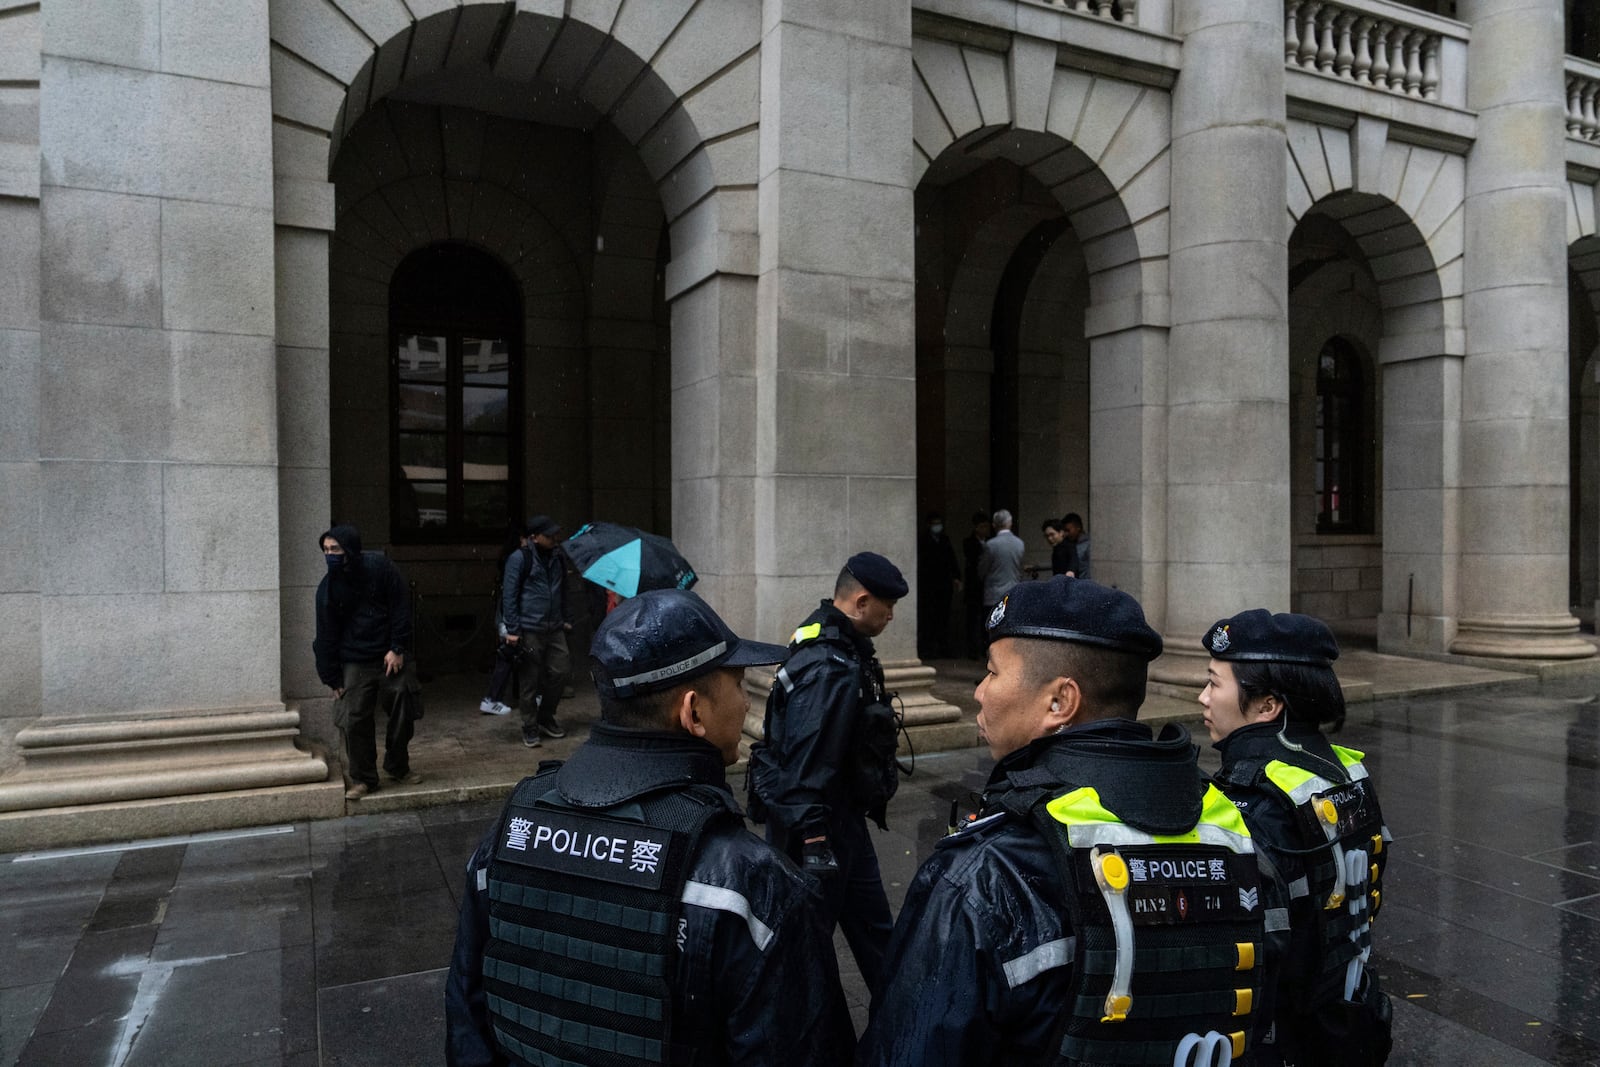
[312,526,411,687]
[859,720,1210,1067]
[444,724,855,1067]
[759,602,890,838]
[1213,721,1391,1063]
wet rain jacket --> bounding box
[312,524,411,687]
[859,719,1268,1067]
[444,724,855,1067]
[756,602,893,838]
[1213,721,1392,1066]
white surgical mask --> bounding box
[930,523,944,535]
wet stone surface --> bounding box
[2,680,1599,1065]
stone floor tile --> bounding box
[0,981,54,1064]
[313,886,462,989]
[317,969,448,1067]
[29,924,157,1035]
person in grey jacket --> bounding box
[978,509,1026,623]
[502,514,572,747]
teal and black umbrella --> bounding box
[563,522,697,599]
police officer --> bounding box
[860,578,1281,1067]
[444,589,855,1067]
[749,551,907,996]
[1200,610,1393,1066]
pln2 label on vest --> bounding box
[495,806,674,891]
[1119,848,1260,927]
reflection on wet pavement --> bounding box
[1,683,1597,1065]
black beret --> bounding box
[590,589,787,698]
[525,514,562,537]
[845,552,908,600]
[1201,609,1339,667]
[985,577,1162,661]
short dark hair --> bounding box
[971,511,988,525]
[596,677,691,730]
[1063,513,1083,527]
[834,566,865,599]
[925,511,943,524]
[1011,637,1148,721]
[1232,661,1346,732]
[1042,518,1065,534]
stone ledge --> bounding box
[0,778,345,853]
[0,704,331,814]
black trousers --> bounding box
[768,810,893,999]
[336,661,419,788]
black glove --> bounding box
[801,838,840,879]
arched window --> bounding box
[1315,338,1370,534]
[389,244,522,543]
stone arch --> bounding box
[270,1,760,273]
[1286,122,1462,648]
[912,34,1170,317]
[911,34,1172,595]
[271,1,764,695]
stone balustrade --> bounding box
[1567,57,1600,142]
[1285,0,1442,101]
[1043,0,1137,26]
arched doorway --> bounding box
[1568,245,1600,626]
[1287,210,1384,632]
[269,1,764,699]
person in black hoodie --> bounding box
[314,523,419,800]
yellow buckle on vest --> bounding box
[1325,890,1346,910]
[1371,833,1384,855]
[1231,1032,1246,1058]
[1317,798,1339,826]
[1235,942,1255,971]
[1233,988,1253,1016]
[1370,862,1379,884]
[1102,993,1132,1023]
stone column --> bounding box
[750,0,962,738]
[1450,0,1593,658]
[0,1,333,849]
[1155,0,1291,683]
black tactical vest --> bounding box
[1218,742,1389,1016]
[482,768,738,1066]
[996,748,1271,1066]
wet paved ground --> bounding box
[3,677,1598,1066]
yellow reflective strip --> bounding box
[1235,942,1255,971]
[1048,786,1253,853]
[1265,760,1341,805]
[1197,784,1253,840]
[1233,988,1253,1016]
[791,623,822,644]
[1331,744,1366,766]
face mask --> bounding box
[930,523,944,535]
[325,554,345,572]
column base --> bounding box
[1377,611,1455,655]
[1149,640,1209,688]
[0,705,332,820]
[1449,615,1596,660]
[742,659,971,755]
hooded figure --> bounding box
[313,523,419,799]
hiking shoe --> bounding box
[344,782,371,800]
[521,726,542,748]
[385,771,424,785]
[480,700,511,716]
[537,719,566,739]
